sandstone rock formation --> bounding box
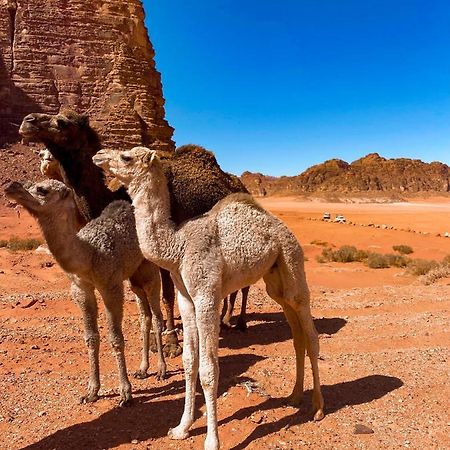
[0,0,174,149]
[242,153,450,197]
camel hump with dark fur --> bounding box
[164,144,249,223]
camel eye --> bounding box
[56,118,68,128]
[120,154,132,163]
[36,186,48,196]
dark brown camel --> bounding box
[19,113,252,347]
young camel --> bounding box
[93,147,325,450]
[20,112,252,352]
[5,180,166,406]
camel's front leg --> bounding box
[71,279,100,404]
[99,284,132,407]
[195,293,221,450]
[168,290,199,440]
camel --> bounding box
[38,149,63,181]
[20,110,180,358]
[93,147,325,450]
[5,180,166,406]
[19,112,252,344]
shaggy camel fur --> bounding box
[94,147,325,450]
[5,180,166,406]
[20,112,252,341]
[19,111,180,358]
[38,149,63,181]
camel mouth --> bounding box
[4,182,29,201]
[92,152,112,170]
[18,123,39,143]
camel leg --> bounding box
[195,293,220,450]
[280,303,306,407]
[99,284,132,407]
[143,273,166,380]
[221,291,237,329]
[168,290,199,440]
[294,301,324,421]
[129,281,152,379]
[235,286,250,332]
[160,268,182,357]
[71,279,100,404]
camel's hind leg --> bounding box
[235,286,250,331]
[264,266,324,421]
[160,268,183,357]
[129,281,152,379]
[221,291,237,328]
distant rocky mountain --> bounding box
[241,153,450,197]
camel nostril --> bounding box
[24,115,37,123]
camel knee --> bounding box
[85,333,100,349]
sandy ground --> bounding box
[0,198,449,450]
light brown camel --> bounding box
[38,148,63,181]
[19,112,253,352]
[93,147,325,450]
[5,180,166,406]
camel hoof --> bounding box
[220,321,232,330]
[133,370,150,379]
[163,342,183,358]
[156,369,167,381]
[168,426,190,440]
[79,393,99,404]
[313,409,325,421]
[285,394,303,408]
[234,320,247,332]
[118,396,133,408]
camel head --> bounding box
[19,110,90,148]
[93,146,161,187]
[5,180,73,217]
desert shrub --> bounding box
[407,259,438,276]
[366,253,390,269]
[310,240,329,247]
[385,253,410,268]
[392,244,413,255]
[0,239,7,248]
[420,264,450,285]
[3,237,42,252]
[316,247,334,263]
[332,245,358,262]
[443,254,450,265]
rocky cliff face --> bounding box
[0,0,174,149]
[242,153,450,196]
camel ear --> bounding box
[143,150,158,167]
[78,114,89,127]
[60,188,71,199]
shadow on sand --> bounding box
[22,370,402,450]
[220,311,347,349]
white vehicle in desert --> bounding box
[334,214,346,223]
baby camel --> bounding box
[93,147,325,450]
[5,180,166,406]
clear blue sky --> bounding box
[144,0,450,176]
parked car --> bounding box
[334,214,346,223]
[323,212,331,220]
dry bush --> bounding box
[407,259,439,276]
[1,237,42,251]
[420,264,450,285]
[393,244,414,254]
[310,240,329,247]
[367,253,390,269]
[385,253,410,268]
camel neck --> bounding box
[46,141,129,221]
[128,172,181,270]
[37,209,91,274]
